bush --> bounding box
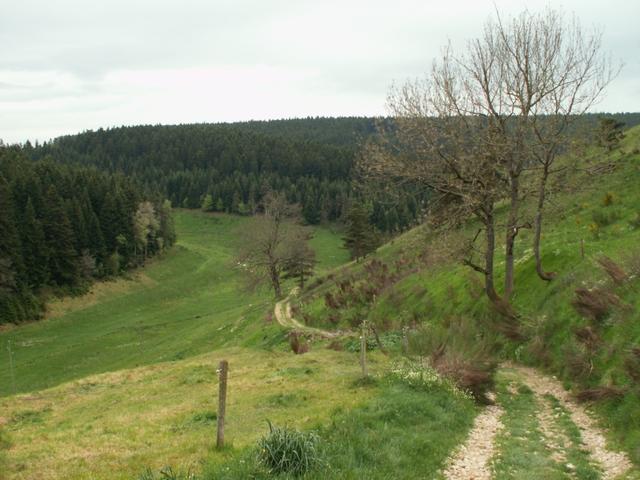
[408,317,498,403]
[257,422,322,476]
[597,256,628,285]
[571,287,621,322]
[288,331,309,355]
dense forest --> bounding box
[0,145,175,325]
[26,114,640,234]
[27,118,427,232]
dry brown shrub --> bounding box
[288,331,309,354]
[563,343,592,379]
[574,325,601,350]
[324,292,339,310]
[264,311,274,323]
[326,340,344,351]
[571,287,621,321]
[623,346,640,383]
[576,386,626,402]
[430,351,496,404]
[597,256,628,285]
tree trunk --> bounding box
[270,264,282,298]
[484,211,500,303]
[534,162,556,282]
[504,173,520,299]
[484,210,519,331]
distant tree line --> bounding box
[0,144,175,325]
[26,121,428,234]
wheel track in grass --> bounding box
[508,364,632,480]
[443,364,633,480]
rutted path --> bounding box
[443,365,634,480]
[443,398,504,480]
[273,288,346,338]
[509,364,632,480]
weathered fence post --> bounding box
[217,360,228,449]
[360,321,368,378]
[402,326,409,355]
[7,340,16,395]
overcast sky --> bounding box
[1,0,638,144]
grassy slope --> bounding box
[299,126,640,465]
[0,211,353,477]
[0,347,387,479]
[0,211,303,396]
[0,210,475,479]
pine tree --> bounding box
[0,178,24,293]
[20,197,49,288]
[42,186,79,286]
[343,203,377,260]
[282,232,316,288]
[597,117,626,152]
[201,193,214,211]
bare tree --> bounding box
[236,191,310,298]
[362,7,617,312]
[365,68,512,313]
[492,9,618,281]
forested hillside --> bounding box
[27,119,426,232]
[0,145,175,325]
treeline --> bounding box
[25,115,638,235]
[27,121,426,233]
[0,145,175,325]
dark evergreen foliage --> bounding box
[343,203,379,260]
[28,119,426,232]
[0,145,175,325]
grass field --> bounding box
[0,211,359,478]
[0,211,349,397]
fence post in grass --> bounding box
[360,321,368,378]
[402,326,409,355]
[216,360,228,449]
[6,340,16,395]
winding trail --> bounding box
[273,287,346,338]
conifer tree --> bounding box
[20,197,49,288]
[343,203,377,260]
[282,231,316,288]
[42,186,79,286]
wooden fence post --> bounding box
[217,360,228,449]
[7,340,16,395]
[360,321,368,378]
[402,326,409,355]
